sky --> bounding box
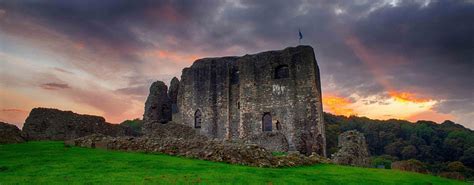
[0,0,473,129]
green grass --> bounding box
[0,142,467,185]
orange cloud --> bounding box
[142,49,200,63]
[389,91,431,103]
[407,109,455,123]
[0,109,28,128]
[322,94,355,116]
[1,109,28,113]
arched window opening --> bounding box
[194,109,202,128]
[276,120,281,131]
[237,102,240,109]
[274,65,289,79]
[262,113,272,132]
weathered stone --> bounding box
[168,77,180,114]
[246,132,289,152]
[22,107,137,141]
[145,121,207,141]
[73,133,329,168]
[331,130,370,167]
[177,45,325,156]
[143,81,172,129]
[0,122,24,144]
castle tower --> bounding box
[177,46,326,156]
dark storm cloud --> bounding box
[1,0,473,125]
[1,1,144,54]
[0,0,228,85]
[351,1,474,117]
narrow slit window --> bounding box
[262,113,272,132]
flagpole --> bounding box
[298,28,303,45]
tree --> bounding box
[323,112,474,179]
[384,140,405,158]
[461,147,474,168]
[401,145,418,159]
[443,137,466,161]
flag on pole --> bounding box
[298,29,303,44]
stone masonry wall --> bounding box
[70,133,329,167]
[177,46,326,156]
[22,108,137,141]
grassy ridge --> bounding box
[0,142,467,184]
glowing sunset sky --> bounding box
[0,0,473,128]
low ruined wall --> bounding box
[22,108,138,141]
[69,134,328,168]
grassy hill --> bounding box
[0,142,466,184]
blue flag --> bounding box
[299,29,303,40]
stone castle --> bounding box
[143,45,326,156]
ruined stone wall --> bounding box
[331,130,370,167]
[143,81,172,126]
[177,46,325,156]
[0,122,24,144]
[178,57,238,139]
[168,77,180,114]
[71,134,328,167]
[22,108,137,141]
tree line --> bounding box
[324,112,474,180]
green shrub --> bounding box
[272,151,287,156]
[371,155,396,169]
[120,118,143,132]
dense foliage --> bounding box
[324,113,474,179]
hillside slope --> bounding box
[0,142,465,184]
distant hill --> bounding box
[324,112,474,179]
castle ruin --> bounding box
[144,45,326,156]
